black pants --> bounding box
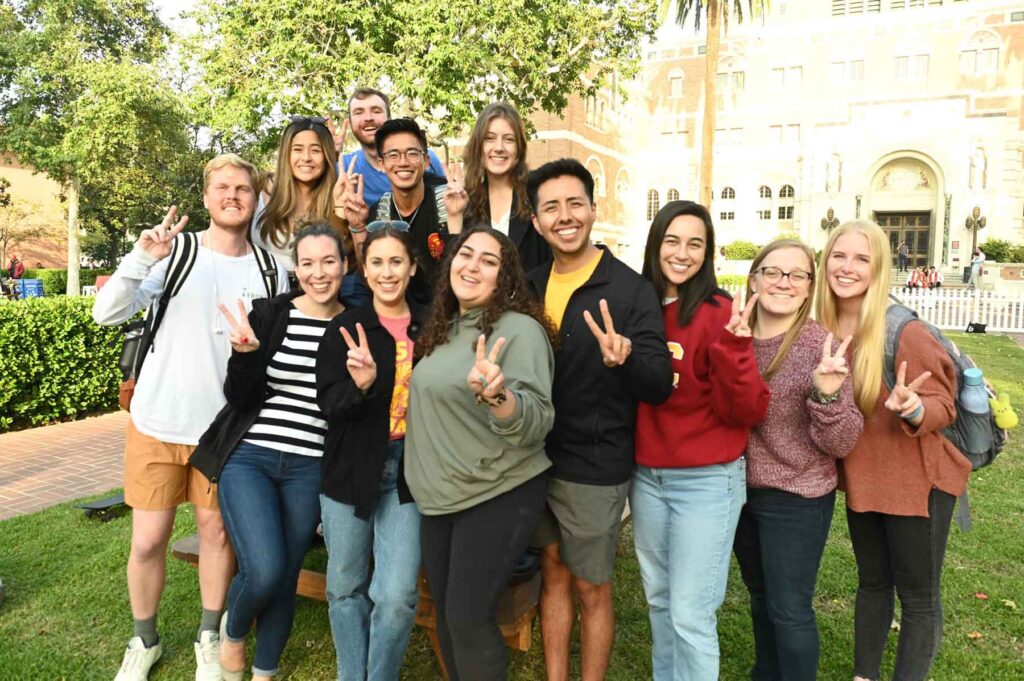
[420,474,547,681]
[846,489,956,681]
[734,488,835,681]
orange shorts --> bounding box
[123,419,218,511]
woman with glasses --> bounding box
[315,222,425,681]
[732,239,863,681]
[632,200,770,680]
[189,222,347,681]
[817,221,968,681]
[253,116,358,294]
[405,228,557,679]
[448,102,551,274]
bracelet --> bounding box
[476,389,508,408]
[809,386,841,404]
[902,404,924,422]
[348,225,367,234]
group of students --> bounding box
[92,90,970,681]
[904,265,943,290]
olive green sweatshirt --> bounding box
[405,309,554,515]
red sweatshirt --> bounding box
[635,295,771,468]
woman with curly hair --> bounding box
[405,227,557,680]
[452,102,551,273]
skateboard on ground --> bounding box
[75,493,127,521]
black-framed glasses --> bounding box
[380,149,426,164]
[367,220,411,233]
[756,266,813,285]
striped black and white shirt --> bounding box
[243,307,331,457]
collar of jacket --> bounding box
[528,244,612,301]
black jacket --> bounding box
[465,192,552,274]
[527,248,672,485]
[190,290,305,483]
[316,302,427,520]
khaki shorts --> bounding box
[123,419,218,511]
[534,478,630,585]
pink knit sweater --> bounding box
[748,320,864,497]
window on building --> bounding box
[778,184,795,220]
[772,65,803,88]
[960,32,1000,76]
[833,0,881,14]
[667,188,680,202]
[894,55,909,79]
[769,125,783,143]
[831,59,865,84]
[759,186,772,200]
[716,63,745,110]
[896,54,929,79]
[720,211,736,221]
[757,210,772,220]
[721,187,736,200]
[669,69,684,98]
[647,190,660,221]
[785,124,801,143]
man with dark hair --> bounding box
[338,88,445,206]
[346,118,465,303]
[526,158,672,681]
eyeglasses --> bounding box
[288,115,328,129]
[381,149,426,164]
[367,220,411,233]
[756,266,813,285]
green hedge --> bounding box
[723,240,760,260]
[0,297,126,431]
[978,239,1024,264]
[17,269,115,296]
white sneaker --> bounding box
[194,629,223,681]
[114,636,162,681]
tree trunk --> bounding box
[66,176,81,295]
[699,0,721,208]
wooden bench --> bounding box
[171,535,540,679]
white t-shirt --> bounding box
[93,235,289,445]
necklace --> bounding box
[392,193,421,225]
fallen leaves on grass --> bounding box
[975,592,989,600]
[968,631,983,640]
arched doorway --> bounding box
[866,157,941,268]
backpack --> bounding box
[117,233,279,410]
[376,185,448,230]
[884,304,1006,471]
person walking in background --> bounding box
[817,220,969,681]
[316,225,426,681]
[896,241,909,273]
[405,228,557,680]
[633,200,769,680]
[968,248,985,289]
[733,238,863,681]
[7,253,24,280]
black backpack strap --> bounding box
[252,244,279,297]
[134,233,199,377]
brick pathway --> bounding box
[0,411,128,520]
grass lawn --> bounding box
[1,333,1022,679]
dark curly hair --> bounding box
[416,228,558,358]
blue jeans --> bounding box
[217,441,322,677]
[733,488,836,681]
[631,459,746,681]
[321,440,420,681]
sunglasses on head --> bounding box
[288,115,329,129]
[367,220,411,233]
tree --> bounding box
[0,177,10,208]
[0,0,182,294]
[187,0,660,147]
[667,0,765,207]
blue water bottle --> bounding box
[960,368,992,454]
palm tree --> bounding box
[665,0,764,207]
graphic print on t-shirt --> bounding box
[391,339,412,438]
[667,341,685,389]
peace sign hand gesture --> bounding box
[812,333,853,396]
[138,206,189,261]
[326,115,349,154]
[583,299,633,368]
[340,323,377,391]
[444,161,468,218]
[884,361,932,421]
[467,334,508,401]
[334,155,369,229]
[218,300,260,353]
[725,294,759,338]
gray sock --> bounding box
[133,615,159,648]
[197,608,222,642]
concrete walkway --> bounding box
[0,411,128,520]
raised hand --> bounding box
[326,115,349,154]
[444,161,468,218]
[884,361,932,420]
[334,155,369,229]
[138,206,189,261]
[583,299,632,368]
[218,299,260,353]
[340,323,377,391]
[812,333,853,396]
[725,294,759,338]
[467,334,508,401]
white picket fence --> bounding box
[718,285,1024,333]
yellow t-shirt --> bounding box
[545,252,602,330]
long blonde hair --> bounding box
[259,119,339,249]
[746,238,817,381]
[814,220,892,414]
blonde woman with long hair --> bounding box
[816,220,969,681]
[733,238,863,681]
